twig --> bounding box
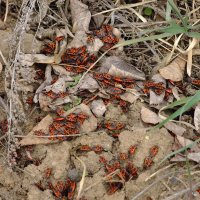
[14,130,105,138]
[0,133,8,141]
[3,0,9,23]
[0,96,8,113]
[0,50,8,66]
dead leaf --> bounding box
[194,103,200,131]
[20,54,55,66]
[152,74,166,85]
[100,56,145,80]
[149,90,165,105]
[87,37,104,53]
[78,74,100,92]
[67,31,87,48]
[159,56,186,81]
[164,122,186,136]
[93,14,104,28]
[176,135,200,152]
[170,154,186,162]
[141,107,160,124]
[90,99,106,118]
[120,92,139,104]
[44,76,66,94]
[52,65,72,76]
[187,152,200,163]
[141,107,186,135]
[49,96,72,109]
[70,0,91,33]
[19,115,55,146]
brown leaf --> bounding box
[187,152,200,163]
[70,0,91,33]
[100,56,145,80]
[149,90,165,105]
[141,107,186,135]
[159,56,186,81]
[164,122,186,136]
[141,107,160,124]
[176,135,200,152]
[120,91,139,104]
[170,154,186,162]
[78,74,100,92]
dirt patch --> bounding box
[119,128,173,168]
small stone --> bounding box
[67,168,81,182]
[90,99,106,118]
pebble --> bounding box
[67,168,81,182]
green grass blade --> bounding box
[166,1,172,21]
[187,32,200,39]
[158,21,186,34]
[159,138,200,165]
[164,96,192,110]
[154,90,200,129]
[113,33,172,48]
[168,0,188,29]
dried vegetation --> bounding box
[0,0,200,199]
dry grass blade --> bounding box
[163,182,200,200]
[131,171,184,200]
[83,169,120,192]
[145,164,176,182]
[78,50,109,84]
[92,0,156,17]
[74,154,87,200]
[113,33,172,48]
[3,0,9,23]
[0,50,8,65]
[158,138,200,165]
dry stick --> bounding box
[3,0,9,23]
[14,130,105,138]
[14,134,83,138]
[163,182,200,200]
